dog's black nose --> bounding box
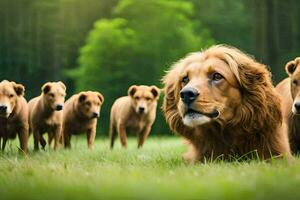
[139,107,145,113]
[56,104,63,111]
[180,87,199,105]
[0,105,7,112]
[92,112,99,118]
[294,102,300,112]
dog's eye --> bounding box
[212,73,224,81]
[293,80,298,85]
[182,76,189,84]
[49,93,54,97]
[9,94,14,98]
[145,97,151,101]
[135,96,140,100]
[86,101,91,106]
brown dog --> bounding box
[0,80,29,152]
[162,45,291,162]
[62,91,104,149]
[109,85,160,149]
[276,57,300,153]
[28,82,66,150]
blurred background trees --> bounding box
[69,0,214,133]
[0,0,299,135]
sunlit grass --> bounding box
[1,136,300,200]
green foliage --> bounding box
[0,0,119,97]
[190,0,253,52]
[69,18,137,98]
[70,0,215,133]
[112,0,214,81]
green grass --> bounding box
[1,136,300,200]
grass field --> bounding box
[1,136,300,200]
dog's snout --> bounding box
[56,104,63,111]
[180,87,199,105]
[0,105,8,112]
[92,112,99,118]
[138,107,145,113]
[294,102,300,112]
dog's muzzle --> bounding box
[293,102,300,115]
[184,108,220,119]
[180,87,199,105]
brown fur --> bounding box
[276,57,300,153]
[28,81,66,150]
[0,80,28,152]
[62,91,104,150]
[162,45,291,162]
[109,85,160,149]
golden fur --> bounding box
[0,80,29,152]
[276,57,300,153]
[62,91,104,150]
[28,81,66,150]
[162,45,291,162]
[109,85,160,149]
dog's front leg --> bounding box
[63,127,72,149]
[137,125,151,148]
[39,135,47,150]
[86,128,96,150]
[53,125,62,150]
[18,124,29,153]
[118,124,128,148]
[33,127,41,151]
[1,136,7,151]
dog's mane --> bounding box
[162,45,283,159]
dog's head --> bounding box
[77,91,104,119]
[128,85,160,114]
[163,45,281,133]
[0,80,25,118]
[42,81,66,111]
[285,57,300,115]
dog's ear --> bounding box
[162,60,184,108]
[58,81,66,91]
[162,59,186,133]
[128,85,138,97]
[96,92,104,104]
[12,82,25,96]
[42,83,51,94]
[150,86,160,99]
[228,50,282,135]
[285,60,297,76]
[285,58,300,76]
[78,93,87,102]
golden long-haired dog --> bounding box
[276,57,300,153]
[162,45,291,162]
